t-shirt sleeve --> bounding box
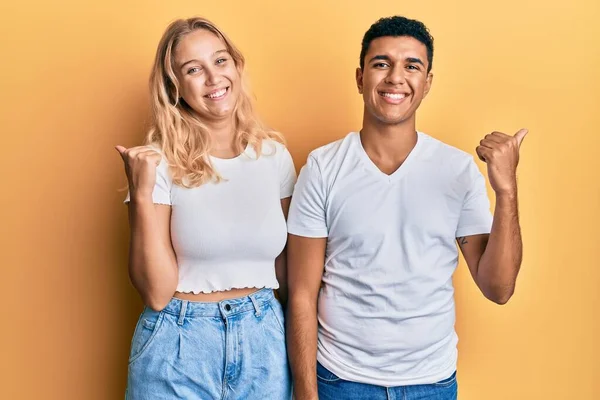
[124,151,172,205]
[455,158,493,237]
[287,154,328,238]
[278,146,297,199]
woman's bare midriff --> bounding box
[173,287,264,303]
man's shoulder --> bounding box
[419,132,474,166]
[306,132,357,165]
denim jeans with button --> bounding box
[125,288,291,399]
[317,361,457,400]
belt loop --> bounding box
[249,294,261,317]
[178,331,184,359]
[178,300,188,326]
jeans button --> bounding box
[224,304,231,311]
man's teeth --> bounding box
[207,88,227,98]
[381,93,406,99]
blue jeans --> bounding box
[126,288,291,399]
[317,361,457,400]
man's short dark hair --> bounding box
[360,16,434,72]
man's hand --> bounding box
[476,129,528,195]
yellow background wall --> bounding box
[1,1,598,399]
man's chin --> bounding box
[375,114,410,125]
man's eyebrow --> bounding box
[369,55,391,63]
[406,57,425,66]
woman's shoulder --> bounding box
[261,138,287,152]
[248,138,290,161]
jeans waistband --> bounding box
[160,288,276,321]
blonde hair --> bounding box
[145,17,283,187]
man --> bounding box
[286,16,526,400]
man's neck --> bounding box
[359,114,418,174]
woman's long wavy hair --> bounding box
[145,17,284,187]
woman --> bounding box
[116,17,295,399]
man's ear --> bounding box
[423,72,434,98]
[356,67,364,94]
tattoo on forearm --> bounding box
[458,237,468,245]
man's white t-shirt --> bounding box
[287,131,493,386]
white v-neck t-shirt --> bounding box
[287,131,492,386]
